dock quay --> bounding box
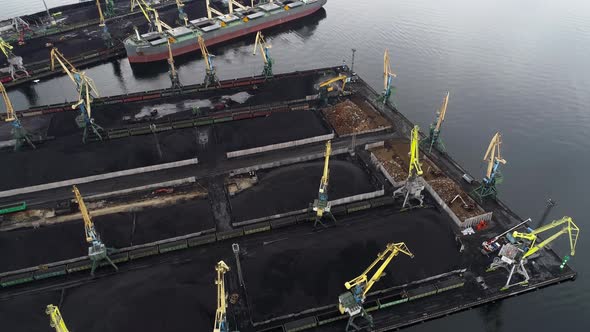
[0,65,577,331]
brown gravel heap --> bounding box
[372,147,408,182]
[428,178,481,220]
[323,99,389,135]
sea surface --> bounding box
[1,0,589,331]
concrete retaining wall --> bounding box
[230,147,350,176]
[368,152,404,187]
[227,133,335,158]
[463,212,494,228]
[364,141,385,150]
[339,126,392,138]
[0,158,199,198]
[422,180,463,227]
[232,188,385,228]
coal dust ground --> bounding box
[0,198,213,272]
[219,110,331,152]
[0,247,226,332]
[241,206,462,322]
[229,158,377,222]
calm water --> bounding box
[2,0,590,330]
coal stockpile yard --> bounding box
[0,197,214,272]
[229,158,378,222]
[0,66,578,332]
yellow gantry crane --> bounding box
[198,35,220,87]
[95,0,114,48]
[513,216,580,260]
[422,92,449,153]
[46,304,70,332]
[489,216,580,290]
[338,242,414,332]
[393,125,425,208]
[73,185,118,276]
[472,132,506,202]
[1,81,36,150]
[206,0,225,19]
[167,37,182,89]
[132,0,174,33]
[312,140,335,227]
[50,48,104,142]
[175,0,188,26]
[253,31,273,78]
[377,49,396,105]
[213,260,230,332]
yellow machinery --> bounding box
[94,0,114,47]
[167,37,182,89]
[393,125,425,208]
[422,92,449,153]
[312,140,335,227]
[488,216,579,290]
[376,49,396,104]
[0,37,29,80]
[513,216,579,260]
[175,0,188,26]
[338,242,414,332]
[46,304,70,332]
[317,74,348,104]
[199,35,220,87]
[472,132,506,202]
[50,48,104,142]
[1,81,36,150]
[132,0,174,33]
[213,260,230,332]
[73,185,118,276]
[253,31,273,78]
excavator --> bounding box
[50,48,104,142]
[317,74,348,104]
[46,304,70,332]
[488,216,579,290]
[1,82,35,150]
[213,260,230,332]
[338,242,414,332]
[393,125,425,208]
[253,31,273,78]
[199,35,220,87]
[73,185,118,276]
[376,49,396,105]
[472,132,506,202]
[0,37,29,80]
[312,140,336,227]
[421,92,449,153]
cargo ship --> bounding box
[124,0,327,63]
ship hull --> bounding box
[125,0,326,63]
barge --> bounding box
[124,0,327,63]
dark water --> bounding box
[2,0,590,330]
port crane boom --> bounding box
[95,0,114,47]
[513,216,579,260]
[167,37,182,89]
[206,0,225,19]
[377,49,396,105]
[339,242,414,332]
[422,92,449,153]
[253,31,273,78]
[175,0,188,26]
[312,140,336,227]
[213,260,230,332]
[50,48,104,142]
[473,132,506,201]
[198,35,220,87]
[46,304,70,332]
[72,185,118,276]
[393,125,425,208]
[1,82,35,150]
